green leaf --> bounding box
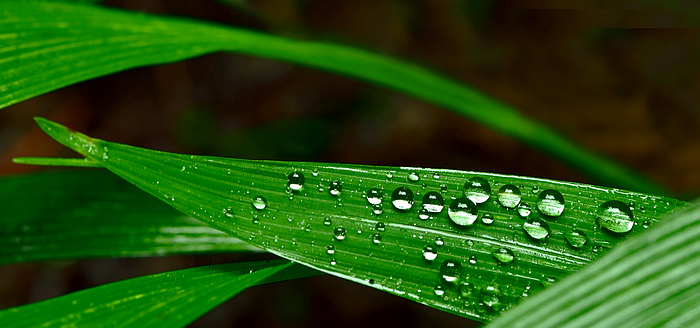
[487,200,700,328]
[22,117,687,322]
[0,170,259,264]
[0,260,320,328]
[0,1,663,194]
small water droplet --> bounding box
[531,185,540,194]
[433,172,440,179]
[376,222,386,232]
[469,255,477,265]
[334,227,347,240]
[480,284,502,310]
[434,285,445,296]
[422,245,438,261]
[480,213,494,225]
[372,233,382,244]
[223,207,234,218]
[440,260,462,283]
[465,177,491,204]
[391,187,414,211]
[422,191,444,213]
[287,171,305,191]
[537,189,566,217]
[312,169,319,177]
[251,196,267,210]
[459,282,475,297]
[517,203,532,217]
[523,218,550,240]
[418,208,431,220]
[329,180,342,196]
[386,172,393,179]
[330,258,337,265]
[435,237,444,247]
[366,188,383,205]
[447,197,478,227]
[101,147,109,160]
[492,247,515,264]
[372,204,384,215]
[642,220,651,228]
[564,229,588,248]
[323,217,332,226]
[597,200,634,233]
[497,185,521,208]
[408,172,420,182]
[326,245,335,255]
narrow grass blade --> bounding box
[487,200,700,328]
[0,260,320,328]
[0,1,663,194]
[25,118,687,322]
[12,157,101,167]
[0,170,259,264]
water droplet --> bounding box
[376,222,386,232]
[323,217,332,226]
[523,218,550,240]
[329,180,342,196]
[434,285,445,296]
[251,196,267,210]
[469,255,477,265]
[330,258,337,265]
[312,169,319,177]
[459,282,475,297]
[440,260,462,283]
[497,185,521,208]
[517,203,532,218]
[492,247,515,264]
[287,171,305,191]
[531,185,540,194]
[447,197,479,227]
[386,172,393,179]
[465,177,491,204]
[642,220,651,228]
[391,187,414,211]
[480,284,502,310]
[433,172,440,179]
[372,233,382,244]
[418,208,431,220]
[223,207,234,218]
[480,213,494,225]
[422,245,438,261]
[537,189,565,217]
[597,200,634,233]
[564,229,588,248]
[101,147,109,160]
[408,172,420,182]
[326,245,335,255]
[334,227,347,240]
[422,191,444,213]
[372,204,384,215]
[366,188,383,205]
[435,237,444,247]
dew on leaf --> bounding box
[465,177,491,204]
[372,204,384,215]
[372,233,382,244]
[435,237,444,247]
[334,227,347,240]
[330,258,337,265]
[459,282,475,297]
[440,259,463,283]
[480,284,502,310]
[422,245,438,261]
[422,191,444,213]
[251,196,267,210]
[223,207,234,218]
[323,217,332,226]
[469,255,477,265]
[375,222,386,232]
[408,172,420,182]
[516,203,531,218]
[480,213,494,225]
[326,245,335,255]
[366,188,383,205]
[287,171,305,191]
[434,285,445,296]
[492,247,515,264]
[418,209,431,220]
[329,180,342,196]
[433,172,440,179]
[497,185,521,208]
[597,200,634,233]
[391,187,414,211]
[564,229,588,248]
[447,197,478,227]
[537,189,566,217]
[523,218,550,240]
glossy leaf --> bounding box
[0,1,663,194]
[21,118,687,322]
[0,170,259,264]
[0,260,320,328]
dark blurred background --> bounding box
[1,1,700,327]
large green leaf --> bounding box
[18,118,686,322]
[0,170,258,264]
[488,200,700,328]
[0,1,663,194]
[0,259,320,328]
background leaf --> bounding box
[0,170,259,264]
[28,117,687,322]
[0,1,663,194]
[0,259,320,328]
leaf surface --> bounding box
[23,118,687,322]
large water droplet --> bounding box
[440,260,463,283]
[480,284,502,310]
[366,188,383,205]
[517,203,532,218]
[465,177,491,204]
[492,247,515,264]
[497,185,521,208]
[287,171,305,191]
[537,189,565,217]
[422,245,438,261]
[391,187,414,211]
[597,200,634,233]
[523,218,550,240]
[422,191,444,213]
[251,196,267,210]
[334,227,347,240]
[329,180,342,196]
[565,229,588,248]
[372,233,382,244]
[447,197,478,227]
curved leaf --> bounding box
[0,1,663,194]
[20,118,686,322]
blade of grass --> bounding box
[487,200,700,328]
[0,1,664,194]
[0,259,321,328]
[24,117,686,322]
[0,170,260,264]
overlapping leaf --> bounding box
[0,1,663,194]
[21,118,686,322]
